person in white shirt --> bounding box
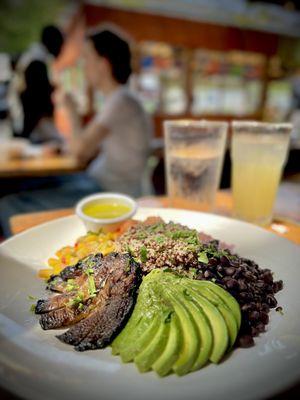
[0,29,151,237]
[65,29,151,197]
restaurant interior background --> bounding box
[0,0,300,233]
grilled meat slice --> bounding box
[57,253,141,351]
[35,252,141,350]
[35,253,109,329]
[47,254,103,293]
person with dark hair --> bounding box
[41,25,64,58]
[65,29,151,195]
[13,24,64,143]
[0,29,151,237]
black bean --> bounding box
[237,279,247,291]
[251,327,259,337]
[243,271,254,280]
[266,294,277,308]
[216,265,223,272]
[249,311,260,321]
[273,280,283,292]
[208,258,218,267]
[239,292,250,301]
[256,280,265,288]
[263,271,273,283]
[260,312,269,325]
[220,255,230,266]
[226,278,239,290]
[204,270,213,278]
[225,267,235,276]
[237,335,255,348]
[256,323,265,333]
[196,272,204,280]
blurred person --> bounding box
[13,25,64,144]
[0,29,151,237]
[65,29,151,196]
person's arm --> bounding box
[63,93,109,165]
[69,117,109,165]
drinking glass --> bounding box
[164,120,228,211]
[231,121,292,226]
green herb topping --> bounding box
[140,246,148,263]
[68,291,84,308]
[198,251,209,264]
[27,295,37,301]
[29,304,36,313]
[84,268,97,298]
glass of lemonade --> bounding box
[231,121,292,226]
[164,120,228,211]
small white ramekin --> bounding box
[75,192,137,233]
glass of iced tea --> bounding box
[164,120,228,211]
[231,121,292,226]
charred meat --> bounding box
[35,252,141,350]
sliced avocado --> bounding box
[178,286,213,371]
[111,313,143,355]
[112,276,161,355]
[134,311,171,373]
[190,280,241,328]
[116,295,164,359]
[191,285,238,348]
[164,288,199,376]
[152,313,182,377]
[120,314,160,362]
[183,287,229,364]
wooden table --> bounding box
[0,155,82,178]
[9,193,300,245]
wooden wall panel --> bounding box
[83,4,279,55]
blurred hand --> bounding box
[62,93,78,111]
[41,143,62,156]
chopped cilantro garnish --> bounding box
[86,258,96,268]
[198,251,209,264]
[126,244,133,256]
[149,223,164,232]
[88,275,97,297]
[140,246,148,263]
[125,258,131,272]
[65,278,79,292]
[86,268,94,275]
[188,268,197,278]
[137,233,147,239]
[29,304,36,313]
[154,235,165,244]
[27,295,37,301]
[68,291,84,307]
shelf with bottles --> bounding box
[190,49,266,117]
[262,57,294,123]
[135,42,268,118]
[135,41,188,115]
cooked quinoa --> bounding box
[116,220,224,273]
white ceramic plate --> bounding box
[0,207,300,400]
